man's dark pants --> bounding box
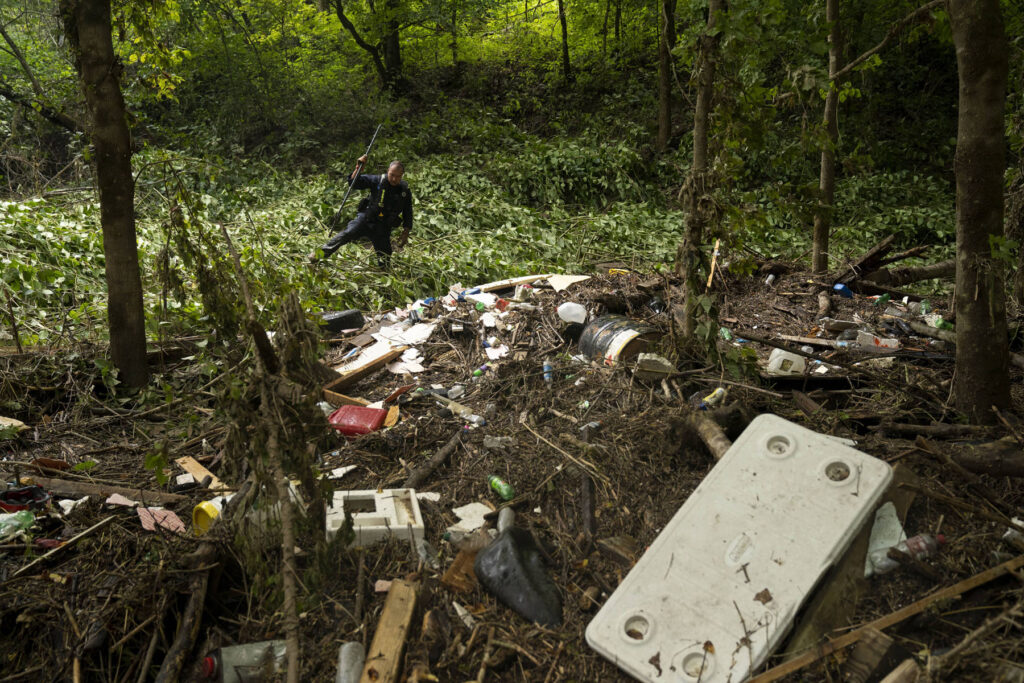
[320,212,392,268]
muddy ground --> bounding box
[1,267,1023,682]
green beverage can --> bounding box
[488,475,515,500]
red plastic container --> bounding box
[328,405,388,436]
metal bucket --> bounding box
[578,315,656,366]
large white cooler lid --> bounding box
[586,413,893,682]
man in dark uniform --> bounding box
[312,155,413,268]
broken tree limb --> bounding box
[749,554,1024,682]
[835,235,895,284]
[872,422,995,439]
[864,259,955,286]
[403,431,461,489]
[875,245,930,268]
[688,412,732,460]
[154,544,217,683]
[954,439,1024,478]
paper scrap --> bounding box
[465,292,498,309]
[417,492,441,502]
[447,502,492,535]
[480,312,497,328]
[485,345,509,360]
[175,473,196,486]
[547,274,591,292]
[105,493,139,507]
[138,507,186,534]
[374,579,393,593]
[374,322,437,346]
[58,497,90,515]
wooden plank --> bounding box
[325,344,407,393]
[360,579,418,683]
[440,550,478,594]
[777,335,839,348]
[174,456,227,491]
[749,552,1024,682]
[21,475,187,505]
[323,390,371,407]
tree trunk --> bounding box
[557,0,572,82]
[656,0,674,151]
[812,0,842,274]
[674,0,723,338]
[61,0,149,388]
[949,0,1010,424]
[382,0,403,90]
[450,2,457,64]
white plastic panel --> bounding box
[586,414,892,682]
[326,488,424,546]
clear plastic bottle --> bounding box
[202,640,287,682]
[0,510,34,542]
[869,533,946,575]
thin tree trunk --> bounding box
[812,0,842,274]
[61,0,149,388]
[383,0,403,90]
[557,0,572,82]
[657,0,674,151]
[450,2,457,64]
[674,0,723,339]
[602,0,610,57]
[949,0,1010,424]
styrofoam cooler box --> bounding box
[326,488,424,546]
[586,414,893,682]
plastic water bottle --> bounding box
[869,534,946,575]
[202,640,287,682]
[0,510,34,541]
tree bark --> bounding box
[61,0,149,388]
[333,1,389,87]
[812,0,842,274]
[557,0,572,82]
[656,0,674,151]
[674,0,723,338]
[949,0,1010,424]
[382,0,403,89]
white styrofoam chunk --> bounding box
[586,414,893,683]
[326,488,424,546]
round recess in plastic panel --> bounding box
[672,646,716,681]
[820,458,858,487]
[620,611,655,645]
[762,431,797,460]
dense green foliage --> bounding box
[1,0,1020,354]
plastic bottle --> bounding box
[868,533,946,575]
[202,640,287,682]
[542,359,554,383]
[719,327,734,341]
[0,510,34,541]
[488,475,515,501]
[557,302,588,324]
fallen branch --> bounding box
[864,259,954,287]
[403,431,461,489]
[8,516,115,580]
[689,412,732,460]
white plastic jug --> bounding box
[557,302,588,324]
[767,348,806,375]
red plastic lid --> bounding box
[202,656,217,678]
[936,534,947,545]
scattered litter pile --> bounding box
[2,250,1024,682]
